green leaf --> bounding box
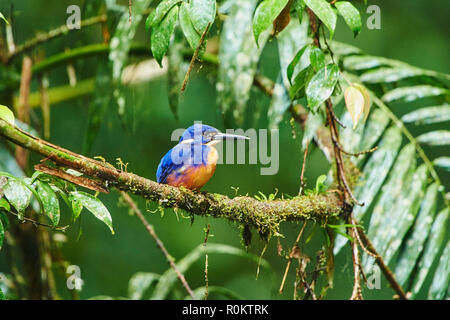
[395,183,438,287]
[253,0,289,45]
[293,0,306,23]
[186,286,244,300]
[167,32,188,120]
[0,105,15,125]
[151,243,272,299]
[304,0,337,38]
[0,12,8,24]
[401,105,450,125]
[70,191,114,234]
[411,208,449,298]
[371,165,428,269]
[35,180,60,227]
[179,2,201,55]
[151,0,182,26]
[334,127,403,254]
[417,130,450,146]
[433,157,450,172]
[217,0,269,124]
[315,174,327,193]
[289,66,314,99]
[71,196,83,221]
[358,143,416,260]
[360,67,424,83]
[109,0,152,117]
[334,1,361,37]
[0,216,4,250]
[357,108,390,162]
[189,0,216,35]
[151,5,179,67]
[309,46,325,71]
[2,179,32,218]
[343,55,407,71]
[382,85,449,103]
[0,287,5,300]
[305,64,340,112]
[286,44,309,84]
[128,272,160,300]
[428,239,450,300]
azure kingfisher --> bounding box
[156,124,249,190]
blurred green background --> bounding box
[0,0,448,299]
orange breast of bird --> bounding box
[166,147,218,190]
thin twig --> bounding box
[203,224,210,300]
[4,210,68,231]
[279,221,308,293]
[6,15,107,61]
[181,22,211,92]
[120,191,196,300]
[299,140,309,195]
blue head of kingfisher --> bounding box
[156,124,249,190]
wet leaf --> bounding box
[150,0,181,26]
[0,216,4,250]
[151,5,179,67]
[382,85,449,103]
[217,0,269,124]
[253,0,289,44]
[189,0,216,35]
[2,179,32,218]
[293,0,305,23]
[277,15,309,87]
[167,31,188,120]
[361,67,424,83]
[334,127,403,254]
[36,180,60,227]
[128,272,160,300]
[109,0,153,117]
[305,64,340,112]
[0,105,14,125]
[411,208,449,298]
[289,66,314,99]
[394,183,438,287]
[304,0,336,38]
[358,108,390,154]
[286,44,310,84]
[272,0,293,36]
[334,1,361,37]
[343,55,407,71]
[401,105,450,125]
[428,239,450,300]
[417,130,450,146]
[70,191,114,234]
[362,143,415,239]
[309,46,325,71]
[433,157,450,172]
[344,85,364,129]
[371,164,428,269]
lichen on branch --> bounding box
[0,118,345,237]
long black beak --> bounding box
[213,133,250,141]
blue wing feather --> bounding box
[156,144,211,184]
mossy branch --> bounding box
[0,118,345,237]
